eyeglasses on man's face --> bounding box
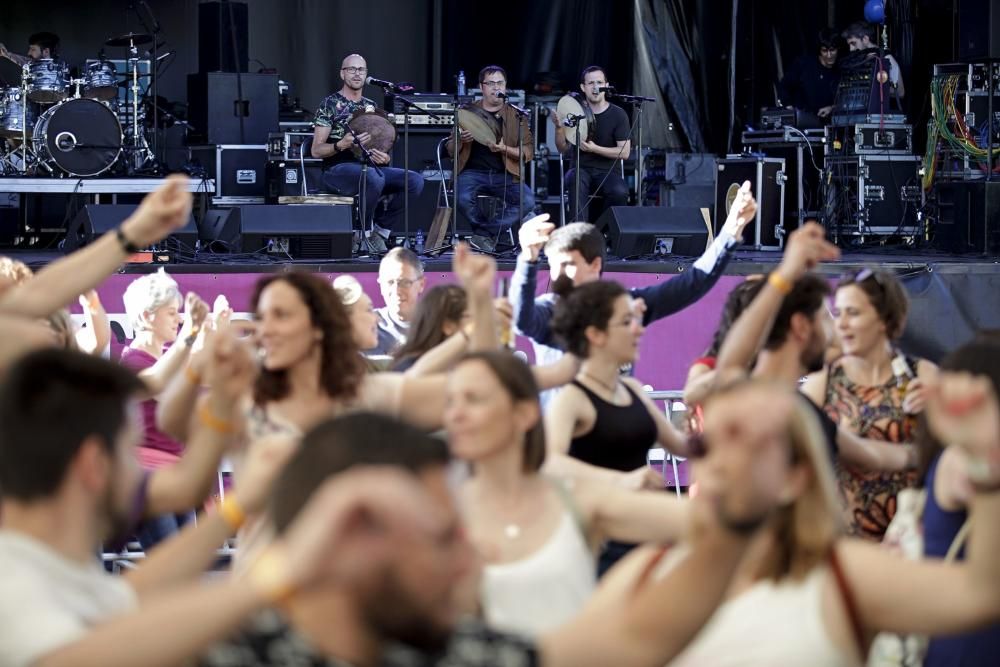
[343,66,368,75]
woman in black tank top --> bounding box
[546,281,691,574]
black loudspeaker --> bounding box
[234,205,353,259]
[959,0,1000,60]
[187,73,279,145]
[199,1,249,73]
[65,205,197,252]
[933,182,1000,255]
[597,206,711,258]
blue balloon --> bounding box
[864,0,886,24]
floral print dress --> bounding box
[822,356,920,540]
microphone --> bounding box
[365,76,412,92]
[597,86,615,94]
[494,91,508,99]
[562,114,583,127]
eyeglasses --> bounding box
[843,268,884,290]
[379,278,420,290]
[481,80,506,88]
[342,66,368,75]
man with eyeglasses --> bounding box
[445,65,534,254]
[551,65,630,222]
[311,53,424,255]
[777,28,842,120]
[372,247,426,356]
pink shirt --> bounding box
[118,346,184,464]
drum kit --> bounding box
[0,31,157,177]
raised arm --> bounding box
[75,291,111,356]
[576,478,691,545]
[511,215,559,345]
[0,175,193,319]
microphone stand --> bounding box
[506,101,530,247]
[377,86,448,247]
[563,114,584,222]
[425,90,465,257]
[347,125,385,256]
[611,91,655,206]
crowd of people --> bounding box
[0,175,998,667]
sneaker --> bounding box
[364,233,388,254]
[469,234,496,253]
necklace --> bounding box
[582,371,619,395]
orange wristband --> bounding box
[767,271,793,295]
[198,403,235,435]
[247,547,296,606]
[218,496,246,531]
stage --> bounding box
[10,246,997,393]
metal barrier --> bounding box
[644,389,689,497]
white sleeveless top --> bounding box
[480,510,596,639]
[668,560,856,667]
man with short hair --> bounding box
[446,65,535,254]
[198,411,779,667]
[0,348,431,667]
[372,246,426,356]
[511,182,757,369]
[841,21,905,99]
[0,31,60,66]
[552,66,630,222]
[311,53,424,255]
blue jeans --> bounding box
[321,162,424,233]
[457,169,534,237]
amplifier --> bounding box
[823,154,923,237]
[387,92,471,115]
[715,156,786,250]
[266,132,320,161]
[394,113,455,126]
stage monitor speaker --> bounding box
[597,206,711,258]
[959,0,1000,60]
[933,181,1000,255]
[235,204,353,259]
[198,1,249,73]
[187,73,279,145]
[65,205,197,253]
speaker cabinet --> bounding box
[933,181,1000,255]
[65,205,197,252]
[596,206,711,258]
[234,204,353,259]
[187,73,279,145]
[198,1,249,73]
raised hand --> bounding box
[184,292,210,332]
[453,242,497,295]
[120,174,193,249]
[205,325,258,405]
[721,180,757,242]
[777,221,840,282]
[517,213,554,262]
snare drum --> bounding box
[83,60,118,101]
[26,59,69,104]
[33,98,122,176]
[0,88,37,139]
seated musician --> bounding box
[445,65,534,254]
[0,31,60,67]
[311,53,424,254]
[551,66,630,222]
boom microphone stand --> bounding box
[612,91,655,205]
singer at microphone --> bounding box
[443,64,535,254]
[365,75,413,93]
[552,65,630,221]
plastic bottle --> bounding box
[457,70,466,96]
[414,228,425,254]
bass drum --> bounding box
[33,98,122,176]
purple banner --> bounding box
[78,270,742,392]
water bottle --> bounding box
[457,70,466,96]
[414,228,425,254]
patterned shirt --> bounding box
[197,611,538,667]
[313,92,378,165]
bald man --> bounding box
[311,53,424,255]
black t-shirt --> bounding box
[799,393,839,464]
[777,55,840,115]
[575,103,630,170]
[464,108,505,173]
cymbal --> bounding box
[104,32,153,47]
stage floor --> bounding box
[6,247,999,276]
